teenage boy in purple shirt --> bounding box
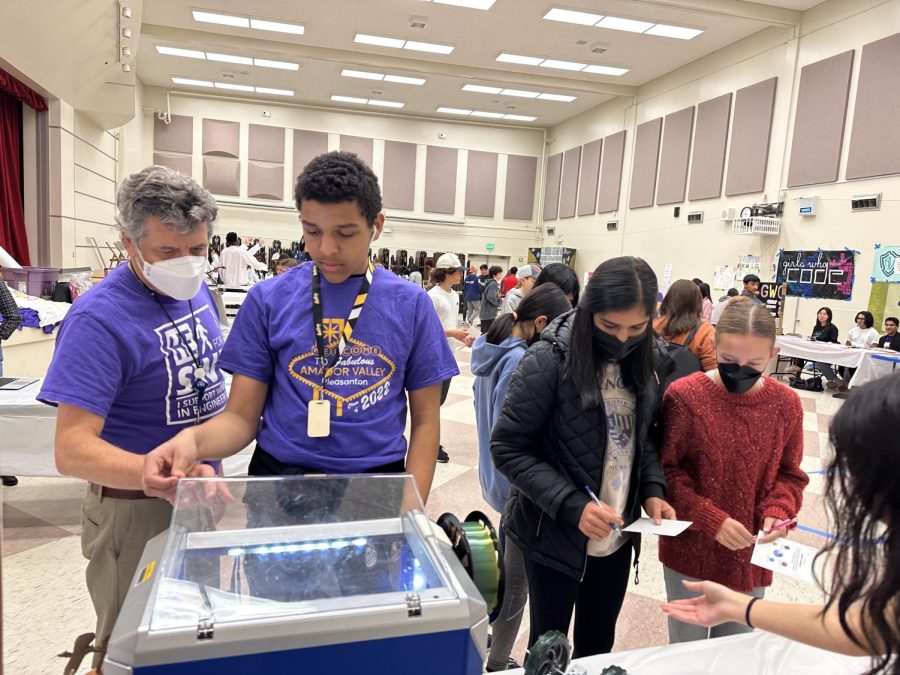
[38,166,226,671]
[143,151,458,504]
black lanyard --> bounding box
[311,262,374,398]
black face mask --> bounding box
[717,362,763,394]
[592,327,644,362]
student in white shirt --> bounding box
[828,310,881,392]
[218,232,268,285]
[428,253,473,463]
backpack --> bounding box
[789,374,824,392]
[658,323,703,392]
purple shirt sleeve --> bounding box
[38,314,130,418]
[219,289,274,384]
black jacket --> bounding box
[490,311,667,580]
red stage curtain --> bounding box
[0,89,31,266]
[0,68,47,112]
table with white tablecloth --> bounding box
[774,335,899,388]
[0,378,57,475]
[508,630,870,675]
[0,375,242,477]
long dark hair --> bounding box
[566,256,658,408]
[856,310,875,329]
[535,263,580,305]
[486,284,570,345]
[698,282,711,302]
[658,279,703,338]
[823,373,900,674]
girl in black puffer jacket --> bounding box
[491,256,676,658]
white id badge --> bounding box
[307,399,331,438]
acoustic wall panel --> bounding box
[629,118,662,209]
[153,114,192,154]
[292,130,328,181]
[503,155,538,221]
[424,145,457,214]
[847,32,900,180]
[787,51,854,187]
[725,77,777,196]
[597,130,626,213]
[465,151,498,218]
[656,106,695,205]
[688,93,731,201]
[153,152,192,177]
[558,147,582,219]
[201,119,239,158]
[248,162,284,201]
[340,135,374,168]
[542,152,563,221]
[248,124,285,163]
[577,139,602,216]
[382,140,416,211]
[203,156,239,196]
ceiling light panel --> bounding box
[543,8,604,25]
[431,0,496,9]
[332,95,369,104]
[354,33,406,48]
[384,74,426,85]
[249,18,304,35]
[501,88,540,98]
[504,114,537,121]
[367,99,405,108]
[157,46,206,59]
[540,59,587,71]
[437,107,472,115]
[206,52,253,65]
[470,111,505,118]
[215,82,255,92]
[582,64,629,75]
[645,24,704,39]
[255,87,294,96]
[463,84,502,94]
[192,10,249,28]
[254,58,299,70]
[596,16,654,33]
[172,77,214,87]
[496,53,543,66]
[403,40,454,54]
[342,69,385,80]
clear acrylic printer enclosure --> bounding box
[146,475,458,633]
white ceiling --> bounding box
[136,0,829,128]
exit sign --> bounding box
[486,243,495,251]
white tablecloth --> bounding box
[775,336,898,387]
[0,378,57,475]
[508,631,871,675]
[0,376,239,477]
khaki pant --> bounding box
[81,486,172,667]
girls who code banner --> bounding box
[776,250,855,301]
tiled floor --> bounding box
[1,347,839,673]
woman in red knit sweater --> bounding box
[659,296,809,643]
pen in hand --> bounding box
[583,485,622,536]
[762,517,798,535]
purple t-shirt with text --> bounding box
[38,263,227,454]
[220,264,458,472]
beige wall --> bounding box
[47,100,119,270]
[136,87,546,261]
[546,0,898,335]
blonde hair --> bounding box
[715,296,775,344]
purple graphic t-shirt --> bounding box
[220,263,458,472]
[38,263,227,454]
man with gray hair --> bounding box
[38,166,228,672]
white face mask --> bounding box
[135,246,207,300]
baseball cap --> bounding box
[516,264,542,280]
[436,252,464,270]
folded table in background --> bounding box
[773,336,896,388]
